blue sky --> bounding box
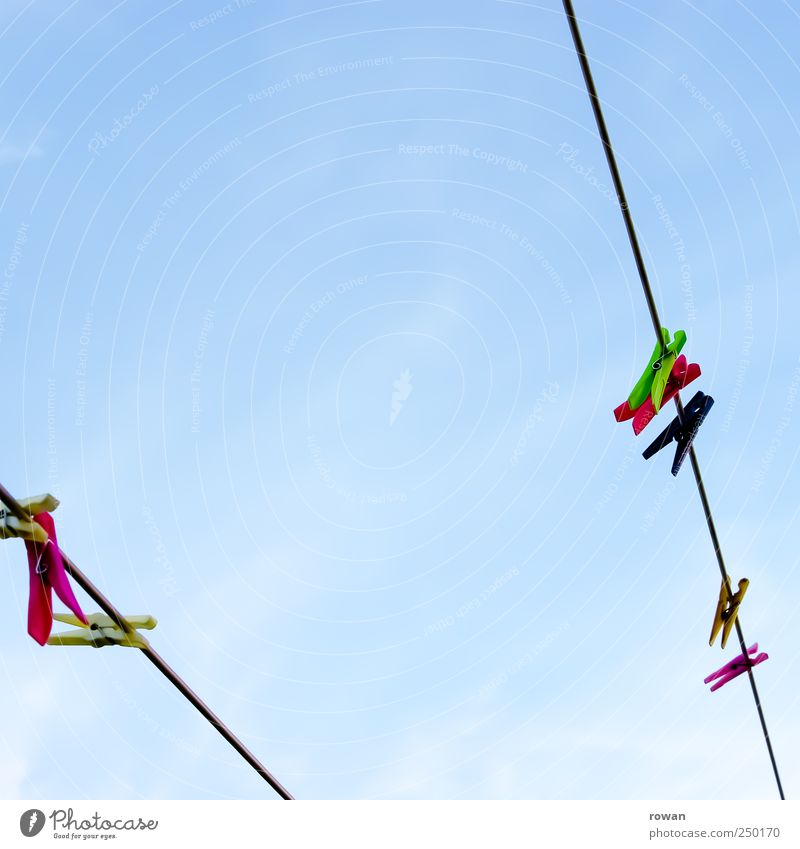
[1,0,799,800]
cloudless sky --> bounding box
[1,0,799,800]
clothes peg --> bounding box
[650,330,687,412]
[23,512,87,645]
[704,643,768,692]
[614,354,701,433]
[614,328,687,419]
[642,390,714,475]
[0,494,60,543]
[47,612,157,649]
[709,578,749,649]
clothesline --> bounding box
[562,0,785,799]
[0,480,293,800]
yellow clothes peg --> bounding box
[0,494,60,543]
[47,612,157,649]
[709,578,749,649]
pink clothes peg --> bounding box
[631,356,701,435]
[704,643,768,693]
[24,512,87,646]
[613,355,701,434]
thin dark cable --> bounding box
[561,0,785,799]
[0,481,294,800]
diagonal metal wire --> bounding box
[561,0,784,799]
[0,480,293,800]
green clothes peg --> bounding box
[651,330,687,412]
[620,328,686,412]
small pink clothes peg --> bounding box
[704,643,768,693]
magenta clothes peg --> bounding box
[631,356,701,436]
[613,355,702,434]
[24,512,87,646]
[704,643,768,693]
